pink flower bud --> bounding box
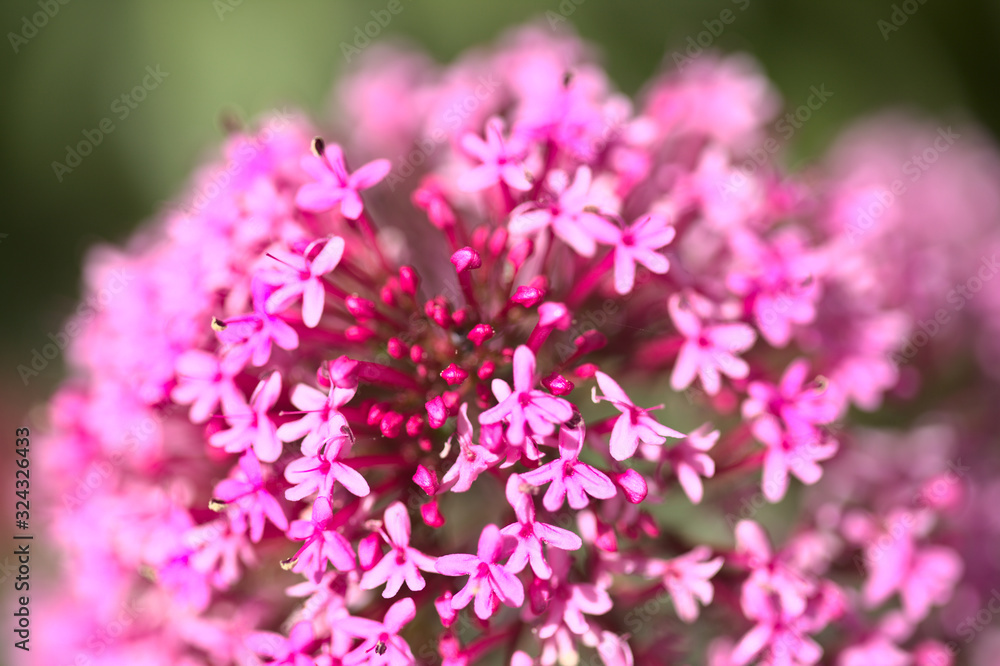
[450,247,483,273]
[441,363,469,386]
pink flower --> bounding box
[735,521,815,617]
[340,597,416,665]
[277,378,357,457]
[643,546,723,622]
[439,403,500,493]
[246,620,319,666]
[216,278,300,373]
[436,524,525,620]
[519,426,617,511]
[742,359,840,435]
[752,418,838,503]
[479,345,573,447]
[210,370,284,463]
[258,236,346,328]
[500,474,583,579]
[458,116,532,192]
[669,293,756,395]
[296,140,391,218]
[861,510,963,623]
[212,451,288,542]
[662,424,719,504]
[593,370,683,461]
[284,496,356,582]
[283,428,371,501]
[171,349,243,424]
[589,212,675,294]
[360,502,437,598]
[508,166,613,257]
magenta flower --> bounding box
[479,345,573,447]
[210,370,284,462]
[284,496,356,582]
[258,236,346,328]
[589,212,676,293]
[509,166,614,257]
[213,451,288,543]
[283,428,371,501]
[439,403,500,493]
[360,501,437,598]
[296,140,391,219]
[246,620,319,666]
[35,25,998,666]
[340,597,416,666]
[742,359,840,435]
[436,524,525,620]
[519,426,617,511]
[171,349,243,424]
[593,370,683,461]
[752,417,838,503]
[669,293,756,395]
[500,474,583,579]
[458,116,532,192]
[216,277,300,373]
[277,378,357,457]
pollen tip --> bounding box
[211,317,227,332]
[280,557,298,571]
[208,498,227,512]
[311,136,326,157]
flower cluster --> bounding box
[31,25,1000,666]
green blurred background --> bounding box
[2,0,1000,403]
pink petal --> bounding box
[512,346,537,393]
[310,236,345,275]
[383,501,411,547]
[349,158,391,189]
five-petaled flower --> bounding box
[479,345,573,448]
[435,524,525,620]
[360,501,437,598]
[593,370,683,461]
[590,212,676,293]
[258,236,346,328]
[297,140,391,219]
[340,597,417,666]
[669,293,756,395]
